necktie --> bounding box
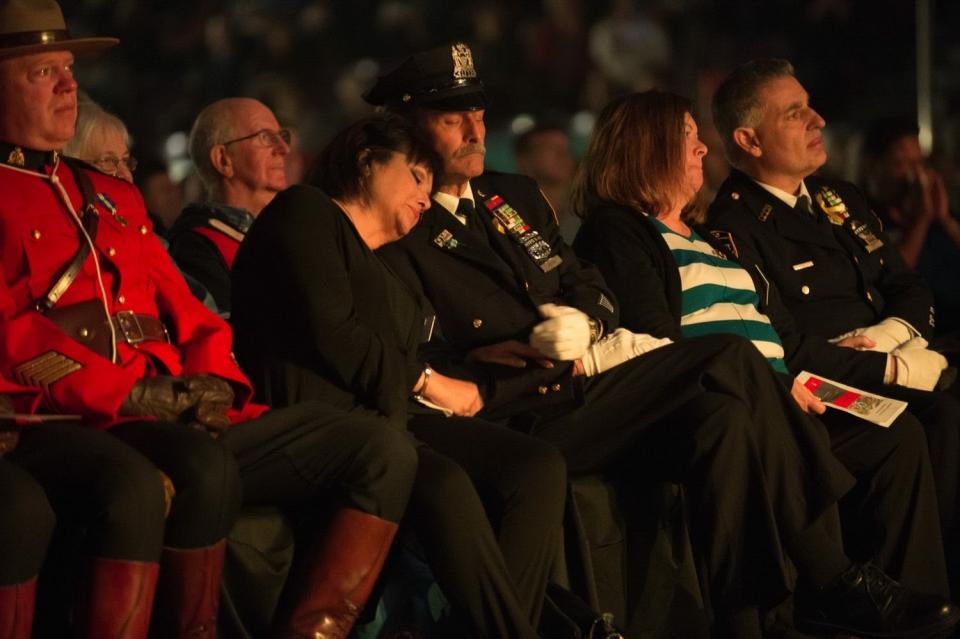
[457,197,482,234]
[794,194,815,219]
[456,197,475,220]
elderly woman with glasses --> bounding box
[63,93,137,182]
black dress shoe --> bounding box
[795,562,960,638]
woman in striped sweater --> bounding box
[571,90,953,639]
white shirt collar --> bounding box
[433,183,475,226]
[752,178,811,209]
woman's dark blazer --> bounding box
[573,200,888,387]
[230,185,424,429]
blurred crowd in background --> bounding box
[61,0,960,328]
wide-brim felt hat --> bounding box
[364,42,487,111]
[0,0,118,60]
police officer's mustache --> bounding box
[453,144,486,158]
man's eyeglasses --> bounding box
[221,129,291,148]
[92,154,137,175]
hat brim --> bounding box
[0,37,118,59]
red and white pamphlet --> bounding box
[797,371,908,428]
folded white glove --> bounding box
[529,303,592,361]
[830,317,916,353]
[580,328,673,377]
[893,342,947,391]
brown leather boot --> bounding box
[278,509,399,639]
[154,540,226,639]
[0,576,37,638]
[76,558,159,639]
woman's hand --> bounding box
[791,378,826,415]
[423,372,484,417]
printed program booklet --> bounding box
[797,371,908,428]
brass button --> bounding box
[801,285,810,295]
[524,281,530,291]
[139,225,148,235]
[117,294,126,304]
[537,385,548,395]
[31,229,41,240]
[78,327,89,338]
[107,247,116,257]
[879,258,884,266]
[731,192,740,200]
[866,291,873,302]
[852,256,859,264]
[472,318,483,328]
[551,383,561,392]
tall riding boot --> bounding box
[154,540,226,639]
[277,509,399,639]
[76,558,159,639]
[0,576,37,639]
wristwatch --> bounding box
[587,318,603,344]
[413,364,434,401]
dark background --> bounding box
[61,0,960,192]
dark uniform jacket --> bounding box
[0,147,263,427]
[574,200,888,388]
[167,202,255,313]
[231,185,424,430]
[379,172,619,415]
[706,170,936,342]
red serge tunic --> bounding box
[0,158,266,427]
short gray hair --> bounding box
[711,58,795,164]
[63,94,129,161]
[188,98,243,198]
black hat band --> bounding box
[0,29,71,48]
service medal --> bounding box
[482,194,563,273]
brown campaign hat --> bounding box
[364,42,487,111]
[0,0,118,60]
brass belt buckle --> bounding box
[115,310,145,344]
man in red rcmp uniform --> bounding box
[0,2,419,638]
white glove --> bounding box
[529,303,592,361]
[892,341,947,391]
[830,317,916,353]
[580,328,673,377]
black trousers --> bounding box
[408,413,566,639]
[522,335,858,611]
[9,422,168,560]
[823,408,948,596]
[0,458,55,584]
[221,401,418,523]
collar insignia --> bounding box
[433,229,458,249]
[6,146,25,167]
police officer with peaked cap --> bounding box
[370,43,960,638]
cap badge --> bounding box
[451,43,476,79]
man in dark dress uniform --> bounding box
[705,58,960,588]
[371,43,959,638]
[167,97,291,315]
